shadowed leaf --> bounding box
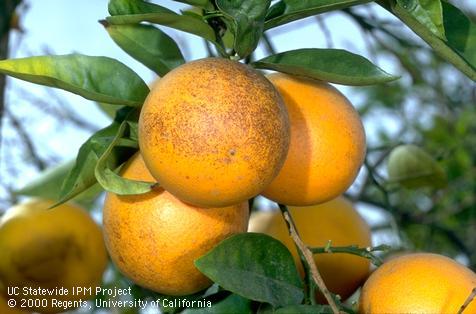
[195,233,303,307]
[265,0,373,30]
[105,23,185,76]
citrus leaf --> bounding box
[442,1,476,69]
[252,48,399,85]
[104,23,185,76]
[155,285,223,314]
[107,11,216,43]
[95,111,154,195]
[275,305,333,314]
[264,0,373,30]
[395,0,445,39]
[15,159,104,210]
[55,108,139,207]
[216,0,271,59]
[56,122,120,207]
[127,117,139,142]
[195,233,303,308]
[181,294,252,314]
[96,102,121,119]
[173,0,210,7]
[0,54,149,106]
[380,1,476,81]
[15,160,75,200]
[109,0,176,16]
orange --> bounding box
[138,57,290,207]
[248,197,371,302]
[359,253,476,313]
[262,73,366,206]
[103,153,249,296]
[0,200,107,314]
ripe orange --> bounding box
[0,200,107,314]
[359,253,476,313]
[139,58,290,207]
[103,153,249,296]
[248,197,371,302]
[262,73,366,206]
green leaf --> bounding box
[155,285,223,314]
[15,159,104,210]
[106,11,216,43]
[96,102,121,119]
[264,0,374,30]
[442,1,476,68]
[105,23,185,76]
[181,294,252,314]
[380,1,476,81]
[216,0,271,59]
[395,0,445,39]
[109,0,176,16]
[173,0,210,7]
[15,160,75,200]
[56,108,139,206]
[0,54,149,106]
[275,305,333,314]
[195,233,303,308]
[252,48,399,85]
[95,111,154,195]
[56,122,120,206]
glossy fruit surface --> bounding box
[103,153,249,296]
[359,253,476,314]
[139,58,290,207]
[262,73,366,206]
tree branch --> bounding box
[279,204,342,314]
[5,107,46,170]
[310,243,390,266]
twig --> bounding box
[278,204,341,314]
[458,287,476,314]
[203,39,216,58]
[0,15,10,158]
[310,243,390,266]
[262,33,276,55]
[5,108,47,170]
[315,16,333,48]
[15,87,100,132]
[0,0,21,158]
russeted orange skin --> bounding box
[262,73,366,206]
[138,58,290,208]
[359,253,476,314]
[248,197,371,302]
[103,153,249,296]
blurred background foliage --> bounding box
[345,2,476,268]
